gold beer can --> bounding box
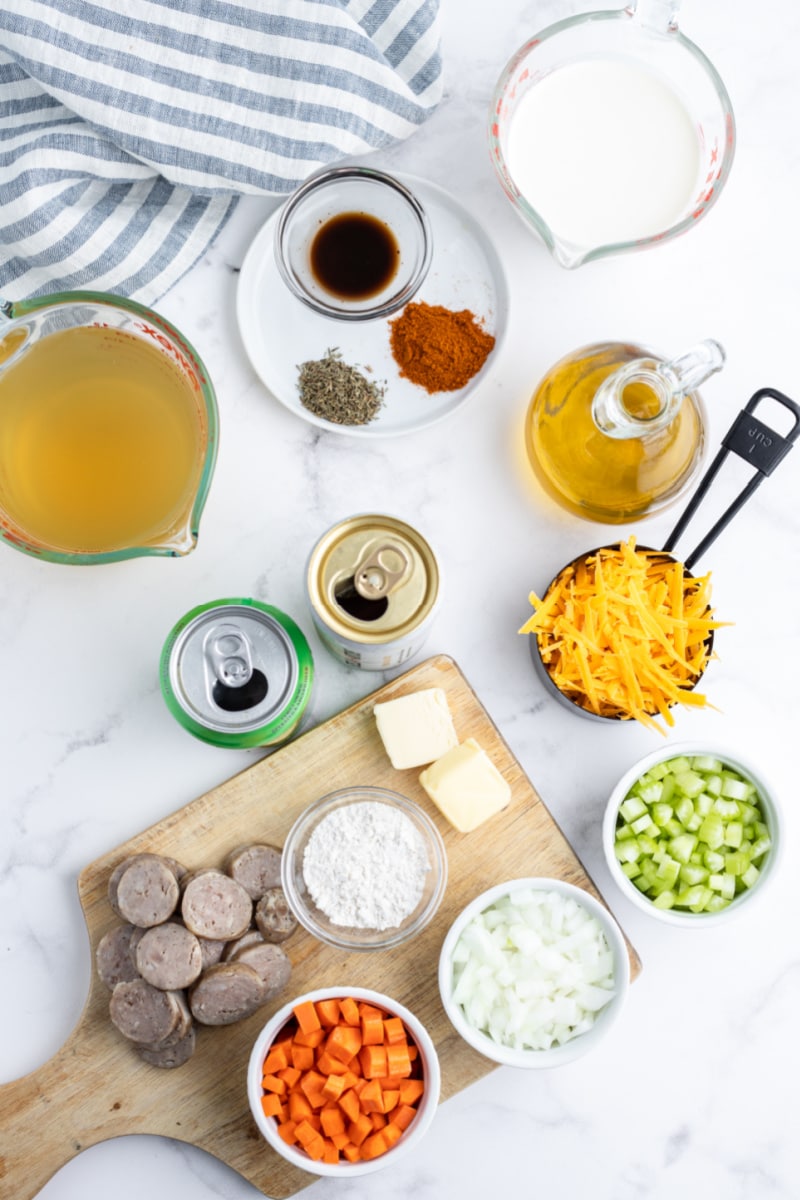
[305,514,441,670]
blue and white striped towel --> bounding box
[0,0,442,304]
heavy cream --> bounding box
[506,58,701,248]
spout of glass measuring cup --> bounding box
[628,0,682,35]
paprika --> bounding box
[388,301,495,393]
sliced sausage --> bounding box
[95,924,141,990]
[137,1024,196,1069]
[221,930,264,961]
[109,978,184,1045]
[135,922,203,991]
[108,853,184,917]
[115,858,180,928]
[231,941,291,1001]
[181,873,252,941]
[196,936,228,970]
[224,844,282,900]
[188,961,267,1026]
[254,888,297,944]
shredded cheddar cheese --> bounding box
[520,537,727,730]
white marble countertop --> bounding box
[2,1,799,1198]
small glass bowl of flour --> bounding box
[281,787,447,951]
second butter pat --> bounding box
[373,687,459,769]
[419,738,511,833]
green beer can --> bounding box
[160,598,315,749]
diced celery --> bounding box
[652,890,676,909]
[636,781,663,804]
[706,894,728,913]
[616,821,636,840]
[675,770,706,798]
[651,803,673,827]
[656,859,680,888]
[751,835,772,860]
[724,850,750,876]
[721,776,753,801]
[685,813,703,832]
[708,873,736,899]
[704,773,723,796]
[670,833,698,864]
[691,755,724,772]
[637,834,659,857]
[723,821,743,848]
[664,818,684,838]
[698,813,725,849]
[694,792,713,817]
[713,797,740,818]
[621,861,642,879]
[659,774,676,805]
[742,864,760,888]
[615,839,641,864]
[620,796,648,822]
[675,796,694,826]
[679,863,708,886]
[666,756,692,774]
[703,849,725,872]
[631,813,653,835]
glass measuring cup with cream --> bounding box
[489,0,735,267]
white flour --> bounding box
[302,801,430,930]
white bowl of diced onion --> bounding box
[438,878,630,1068]
[602,743,783,926]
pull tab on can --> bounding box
[353,542,411,600]
[204,623,255,689]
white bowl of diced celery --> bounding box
[603,744,782,925]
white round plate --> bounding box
[236,174,509,438]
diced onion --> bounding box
[450,890,616,1052]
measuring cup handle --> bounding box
[663,387,800,571]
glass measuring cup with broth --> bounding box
[0,291,218,564]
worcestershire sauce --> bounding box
[310,212,399,300]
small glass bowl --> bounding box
[273,165,433,321]
[438,877,629,1068]
[602,743,783,927]
[281,786,447,951]
[247,986,440,1177]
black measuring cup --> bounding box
[529,388,800,722]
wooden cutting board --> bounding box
[0,655,640,1200]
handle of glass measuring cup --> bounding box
[663,387,800,571]
[629,0,682,35]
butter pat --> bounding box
[374,688,458,769]
[419,738,511,833]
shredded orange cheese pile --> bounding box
[520,537,726,731]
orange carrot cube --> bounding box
[383,1121,402,1147]
[342,1143,361,1163]
[383,1017,406,1044]
[347,1113,373,1147]
[321,1073,345,1102]
[359,1079,384,1114]
[277,1120,297,1145]
[294,1119,318,1148]
[315,998,340,1026]
[263,1044,289,1073]
[294,1026,326,1049]
[359,1044,387,1079]
[260,1093,283,1119]
[337,1088,360,1124]
[385,1043,411,1077]
[260,1073,286,1095]
[304,1133,326,1161]
[290,1044,315,1072]
[381,1089,400,1114]
[360,1131,389,1160]
[361,1013,385,1046]
[288,1093,313,1123]
[320,1106,346,1137]
[398,1078,425,1105]
[277,1066,302,1089]
[293,1000,321,1034]
[339,997,360,1025]
[326,1023,362,1064]
[392,1103,417,1131]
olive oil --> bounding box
[525,343,707,523]
[0,325,207,553]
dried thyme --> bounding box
[296,348,386,426]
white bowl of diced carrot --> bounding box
[247,987,440,1176]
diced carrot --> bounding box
[305,1134,326,1161]
[337,1088,360,1124]
[288,1092,313,1123]
[321,1140,339,1165]
[294,1000,322,1034]
[383,1017,406,1044]
[262,1045,289,1073]
[347,1113,373,1147]
[339,997,360,1025]
[383,1121,402,1147]
[260,1093,283,1119]
[261,997,426,1167]
[316,1051,350,1076]
[299,1069,327,1101]
[276,1120,297,1146]
[326,1023,362,1064]
[408,1043,419,1061]
[385,1043,411,1077]
[261,1073,286,1095]
[359,1044,387,1079]
[359,1079,384,1114]
[290,1044,315,1072]
[361,1013,384,1045]
[294,1026,326,1049]
[392,1103,417,1131]
[315,998,340,1026]
[321,1073,345,1102]
[360,1131,389,1160]
[398,1078,424,1105]
[320,1106,346,1137]
[294,1119,318,1148]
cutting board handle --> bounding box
[0,1006,132,1199]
